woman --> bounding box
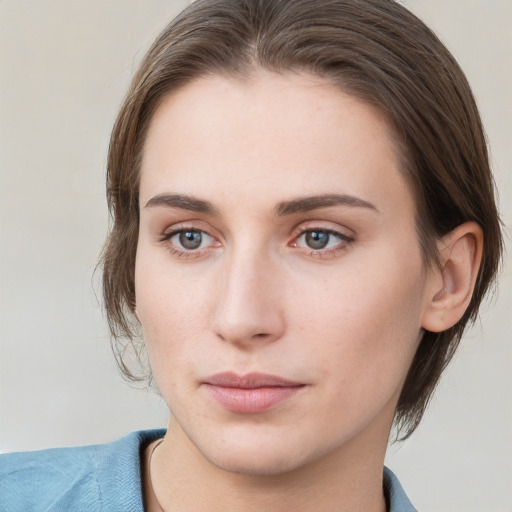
[1,0,504,511]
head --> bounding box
[101,0,502,442]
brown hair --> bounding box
[101,0,503,438]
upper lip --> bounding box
[203,372,304,389]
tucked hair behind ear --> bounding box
[101,0,503,438]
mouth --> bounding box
[202,372,306,414]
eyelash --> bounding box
[159,225,354,259]
[159,227,218,259]
[290,228,354,258]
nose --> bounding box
[211,248,286,347]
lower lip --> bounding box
[203,384,303,414]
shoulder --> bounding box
[0,429,166,512]
[383,466,418,512]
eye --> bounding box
[292,228,353,254]
[304,230,332,250]
[161,228,218,254]
[177,230,204,250]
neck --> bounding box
[146,419,390,512]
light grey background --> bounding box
[0,1,510,511]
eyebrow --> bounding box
[275,194,379,215]
[144,192,378,216]
[145,193,219,215]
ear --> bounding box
[421,222,483,333]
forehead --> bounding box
[140,71,413,218]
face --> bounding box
[136,71,434,476]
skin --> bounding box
[134,71,474,512]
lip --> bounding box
[202,372,305,414]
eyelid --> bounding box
[158,222,222,258]
[156,220,354,259]
[289,222,355,256]
[290,220,355,240]
[159,220,220,240]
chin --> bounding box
[206,446,308,477]
[195,426,334,478]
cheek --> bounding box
[287,251,427,385]
[136,286,208,408]
[134,253,212,372]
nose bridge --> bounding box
[212,242,284,345]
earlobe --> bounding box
[421,222,483,333]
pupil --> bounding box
[306,231,329,249]
[179,231,202,249]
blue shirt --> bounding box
[0,429,417,511]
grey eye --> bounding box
[305,231,329,249]
[179,230,202,249]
